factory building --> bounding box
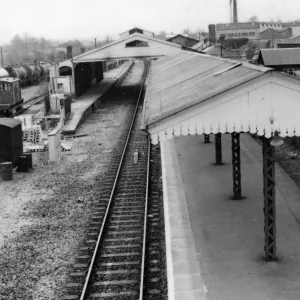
[215,22,283,41]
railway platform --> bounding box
[62,61,133,134]
[161,133,300,300]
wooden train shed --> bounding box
[141,51,300,261]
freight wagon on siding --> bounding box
[0,62,52,87]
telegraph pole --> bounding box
[95,38,97,48]
[0,47,3,67]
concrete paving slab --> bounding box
[161,133,300,300]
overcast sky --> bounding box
[0,0,299,44]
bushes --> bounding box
[221,38,249,49]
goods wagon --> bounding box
[0,62,52,87]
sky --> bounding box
[0,0,299,44]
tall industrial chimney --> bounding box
[233,0,238,23]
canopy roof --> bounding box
[258,48,300,66]
[142,51,300,144]
[72,33,183,63]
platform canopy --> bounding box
[141,51,300,144]
[72,31,183,63]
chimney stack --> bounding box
[80,47,85,54]
[233,0,238,23]
[67,45,73,59]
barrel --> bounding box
[22,153,33,169]
[18,156,29,172]
[0,162,13,181]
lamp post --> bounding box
[219,36,225,58]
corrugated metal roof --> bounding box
[144,52,272,126]
[73,33,182,62]
[0,118,22,128]
[259,48,300,66]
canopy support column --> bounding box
[204,134,210,143]
[231,132,241,199]
[262,137,277,261]
[215,133,222,165]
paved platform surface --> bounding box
[161,133,300,300]
[62,61,133,134]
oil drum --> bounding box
[0,162,13,181]
[18,156,29,172]
[22,153,33,169]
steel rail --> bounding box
[79,60,149,300]
[12,92,48,117]
[139,137,150,300]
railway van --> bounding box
[0,78,23,116]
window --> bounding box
[235,33,241,36]
[242,32,248,36]
[283,68,299,76]
[129,28,143,35]
[228,33,234,37]
[125,40,149,47]
[249,32,255,36]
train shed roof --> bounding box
[72,32,183,63]
[142,51,300,144]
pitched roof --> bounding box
[72,32,182,62]
[277,35,300,44]
[166,34,199,43]
[0,118,22,128]
[143,51,271,127]
[258,48,300,66]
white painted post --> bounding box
[48,126,61,162]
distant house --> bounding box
[257,48,300,76]
[166,34,199,48]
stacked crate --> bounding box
[22,125,41,144]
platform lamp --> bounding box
[219,36,225,58]
[270,131,284,147]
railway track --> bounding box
[12,92,47,117]
[63,60,151,300]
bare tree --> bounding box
[248,16,259,22]
[182,28,191,35]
